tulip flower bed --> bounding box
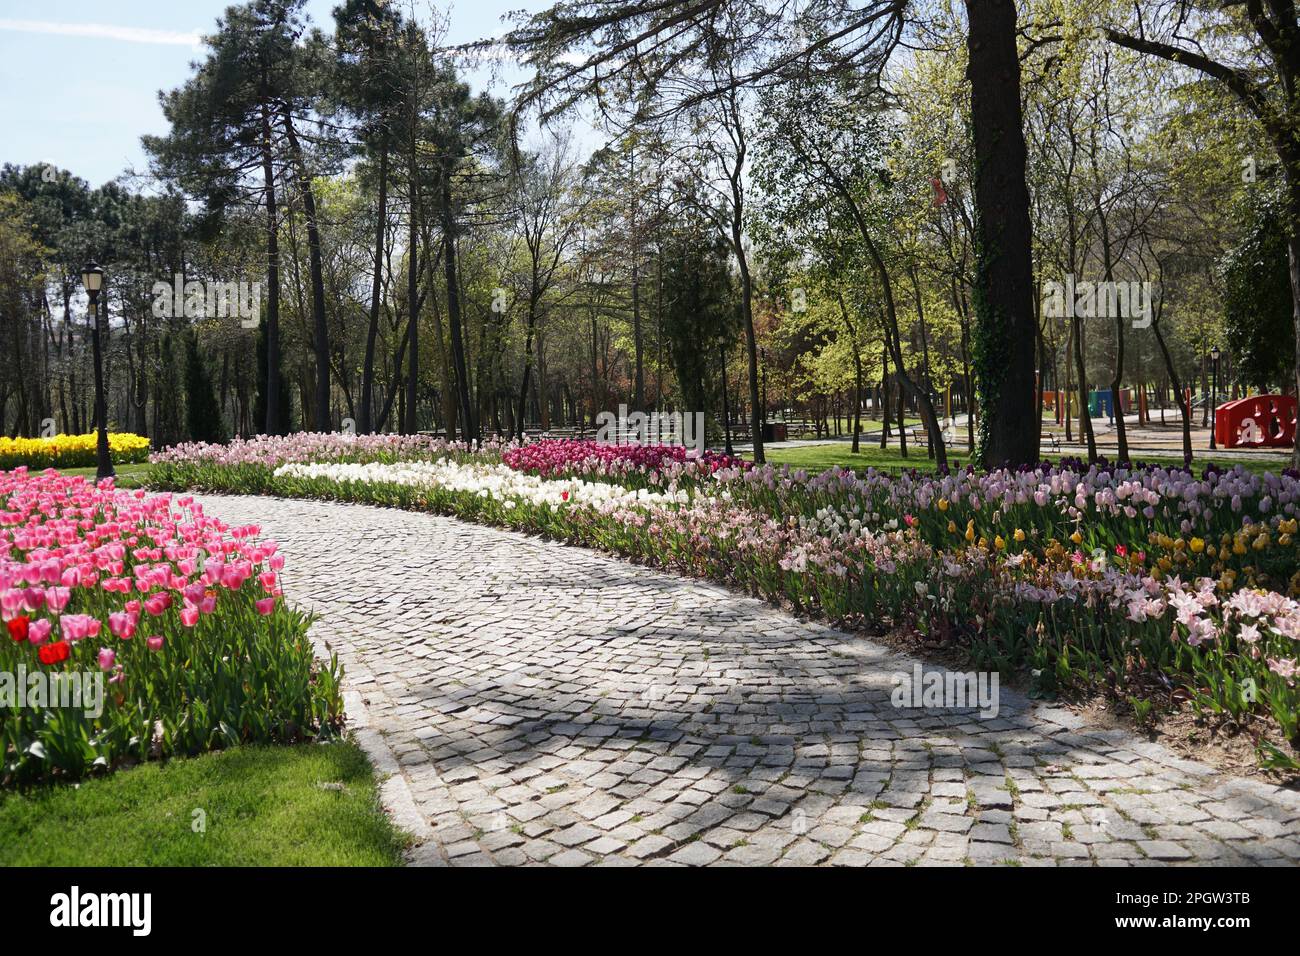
[726,459,1300,595]
[502,439,749,490]
[274,460,694,511]
[146,436,1300,768]
[0,432,150,470]
[149,431,508,495]
[1,469,342,786]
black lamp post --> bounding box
[81,261,115,480]
[1209,345,1221,450]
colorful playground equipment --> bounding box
[1043,388,1131,423]
[1214,395,1297,449]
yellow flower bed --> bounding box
[0,432,150,470]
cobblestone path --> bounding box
[197,494,1300,866]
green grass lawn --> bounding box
[755,440,1286,477]
[0,741,409,866]
[53,462,151,488]
[759,442,967,473]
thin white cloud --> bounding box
[0,19,201,46]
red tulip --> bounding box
[38,640,71,665]
[6,615,29,642]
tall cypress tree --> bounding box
[184,332,226,443]
[661,225,737,425]
[253,312,291,435]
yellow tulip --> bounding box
[0,432,149,470]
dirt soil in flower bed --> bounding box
[1077,698,1299,784]
[850,613,1300,787]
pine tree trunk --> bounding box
[260,98,281,435]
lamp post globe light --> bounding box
[81,260,115,480]
[1209,345,1221,451]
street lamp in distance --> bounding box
[81,260,115,481]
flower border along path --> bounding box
[152,438,1300,765]
[190,492,1300,867]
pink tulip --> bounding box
[27,617,52,645]
[256,597,276,616]
[59,613,97,641]
[108,611,136,639]
[97,648,116,671]
[146,636,164,652]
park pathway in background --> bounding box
[196,494,1300,867]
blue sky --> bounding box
[0,0,540,187]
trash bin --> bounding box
[762,423,787,443]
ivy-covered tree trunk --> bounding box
[966,0,1038,468]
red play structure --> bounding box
[1214,395,1297,448]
